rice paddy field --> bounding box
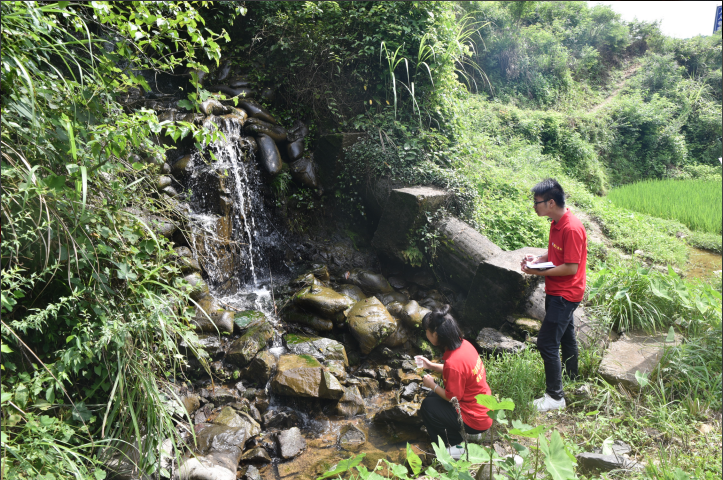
[608,178,722,234]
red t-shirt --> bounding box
[545,209,587,302]
[442,339,493,431]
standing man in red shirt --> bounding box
[521,179,587,412]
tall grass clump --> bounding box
[607,178,722,234]
[483,349,545,422]
[1,2,234,477]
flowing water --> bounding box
[685,246,722,281]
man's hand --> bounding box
[521,254,538,272]
[523,262,579,277]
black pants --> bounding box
[420,393,487,446]
[537,294,580,400]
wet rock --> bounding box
[372,187,449,262]
[193,305,235,335]
[228,76,251,88]
[263,407,299,430]
[377,366,391,379]
[433,216,503,290]
[382,321,412,348]
[347,297,397,355]
[338,424,366,447]
[337,285,366,303]
[177,455,236,480]
[241,447,271,463]
[395,370,422,385]
[289,156,320,189]
[240,464,261,480]
[381,378,397,390]
[599,331,681,392]
[160,185,179,197]
[157,175,173,190]
[293,284,355,318]
[376,291,409,306]
[309,264,330,282]
[398,301,430,329]
[245,118,287,143]
[238,136,258,154]
[335,385,366,417]
[181,395,201,416]
[284,334,349,366]
[356,377,379,397]
[576,452,643,474]
[260,87,275,102]
[207,84,257,98]
[200,98,231,115]
[388,276,407,289]
[476,328,526,355]
[256,134,282,175]
[237,99,277,124]
[343,269,394,294]
[277,427,306,459]
[593,440,632,456]
[271,354,344,399]
[162,162,171,174]
[283,309,334,332]
[287,120,309,142]
[356,368,377,379]
[195,423,249,455]
[325,360,347,381]
[373,402,422,425]
[208,387,238,405]
[286,139,305,161]
[462,247,546,330]
[244,351,277,384]
[232,310,266,333]
[213,407,261,437]
[226,320,274,367]
[253,391,270,412]
[401,382,420,401]
[178,256,201,274]
[217,62,232,81]
[184,272,210,301]
[171,154,193,177]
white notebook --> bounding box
[526,261,556,269]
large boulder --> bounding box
[599,331,681,392]
[382,321,412,348]
[576,453,643,474]
[347,297,397,355]
[213,407,261,437]
[283,308,334,332]
[432,216,503,290]
[393,300,430,329]
[177,455,236,480]
[293,284,355,318]
[226,320,274,367]
[373,402,422,425]
[338,285,366,303]
[372,187,449,262]
[289,156,320,190]
[192,299,234,335]
[461,247,546,330]
[271,355,344,399]
[256,134,282,175]
[284,334,349,366]
[243,351,277,384]
[476,328,526,355]
[342,269,394,294]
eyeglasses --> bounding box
[533,199,548,206]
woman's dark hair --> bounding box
[422,305,463,351]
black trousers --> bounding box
[537,294,580,400]
[420,393,487,446]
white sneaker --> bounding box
[447,445,466,460]
[533,394,566,412]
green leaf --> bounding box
[384,460,408,479]
[15,384,28,408]
[672,468,691,480]
[406,443,422,476]
[465,443,491,463]
[475,394,515,411]
[488,409,508,426]
[132,162,145,171]
[634,370,650,389]
[1,392,13,404]
[665,326,675,343]
[585,410,599,416]
[72,402,92,422]
[46,385,56,403]
[541,431,576,480]
[1,344,13,354]
[601,437,614,455]
[115,262,138,281]
[510,424,548,438]
[317,453,366,480]
[431,436,454,470]
[511,442,530,457]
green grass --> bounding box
[607,179,722,234]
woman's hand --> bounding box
[417,356,432,370]
[422,374,437,390]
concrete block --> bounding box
[461,247,545,330]
[372,186,449,261]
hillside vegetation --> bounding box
[1,2,720,479]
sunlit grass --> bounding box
[608,179,722,234]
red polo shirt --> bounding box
[545,209,587,303]
[442,339,493,431]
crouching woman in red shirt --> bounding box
[417,306,493,457]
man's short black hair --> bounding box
[422,305,463,352]
[531,178,565,207]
